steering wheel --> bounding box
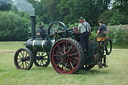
[48,21,67,42]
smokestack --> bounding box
[30,16,36,40]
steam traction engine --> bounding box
[14,16,112,74]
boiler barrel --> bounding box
[26,39,52,52]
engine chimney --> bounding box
[30,16,36,40]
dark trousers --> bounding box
[80,32,89,50]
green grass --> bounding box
[0,42,128,85]
[112,45,128,49]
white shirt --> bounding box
[78,22,91,33]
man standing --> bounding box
[97,20,107,35]
[78,17,91,52]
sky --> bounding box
[109,0,115,9]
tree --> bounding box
[108,11,128,25]
[0,11,30,41]
[0,0,11,11]
[98,10,113,25]
[57,0,111,26]
[99,0,128,25]
[113,0,128,16]
[26,0,111,26]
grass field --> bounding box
[0,42,128,85]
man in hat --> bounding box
[97,20,107,35]
[78,17,91,52]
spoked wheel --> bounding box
[82,65,95,71]
[105,38,112,55]
[14,48,33,70]
[51,38,84,74]
[33,52,50,67]
[48,21,67,42]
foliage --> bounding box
[108,25,128,46]
[108,11,128,25]
[109,0,128,25]
[89,31,97,40]
[0,11,30,41]
[26,0,111,27]
[98,10,113,25]
[113,0,128,16]
[0,0,11,11]
[98,0,128,25]
[98,9,128,25]
[68,22,79,28]
[57,0,111,26]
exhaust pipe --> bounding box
[30,16,36,40]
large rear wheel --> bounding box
[50,38,84,74]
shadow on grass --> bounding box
[77,69,109,75]
[30,66,109,75]
[31,65,54,71]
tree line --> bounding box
[0,0,128,41]
[28,0,128,26]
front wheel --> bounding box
[33,52,50,67]
[14,48,33,70]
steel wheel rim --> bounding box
[48,21,67,42]
[34,52,50,67]
[51,40,80,74]
[15,50,31,69]
[105,38,112,55]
